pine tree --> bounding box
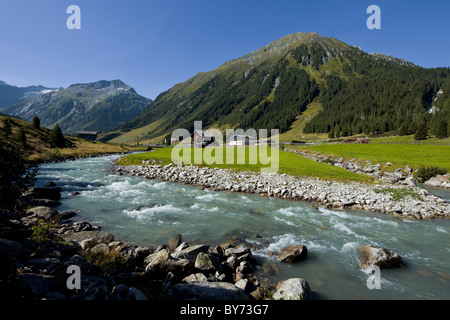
[398,123,408,136]
[48,124,65,148]
[32,115,41,129]
[408,121,417,135]
[328,126,335,139]
[414,121,428,140]
[435,119,448,139]
[334,125,341,138]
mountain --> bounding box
[4,80,152,135]
[0,81,59,109]
[113,31,450,143]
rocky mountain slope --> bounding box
[0,80,58,109]
[4,80,152,135]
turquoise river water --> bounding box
[35,155,450,300]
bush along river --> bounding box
[33,154,450,300]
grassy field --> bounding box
[116,146,374,183]
[294,142,450,172]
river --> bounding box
[35,155,450,300]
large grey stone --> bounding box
[62,230,114,245]
[273,278,312,300]
[144,249,191,277]
[194,252,215,271]
[171,244,209,262]
[26,206,60,221]
[168,281,250,300]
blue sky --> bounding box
[0,0,449,100]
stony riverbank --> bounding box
[1,173,417,301]
[0,184,315,301]
[112,163,450,220]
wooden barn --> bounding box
[77,131,98,141]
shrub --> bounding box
[15,127,27,146]
[84,249,126,272]
[374,187,423,201]
[3,117,12,135]
[31,220,52,242]
[414,166,448,183]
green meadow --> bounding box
[294,143,450,172]
[116,146,374,183]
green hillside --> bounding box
[112,32,450,144]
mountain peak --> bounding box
[68,79,130,90]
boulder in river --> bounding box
[359,244,406,269]
[277,244,308,263]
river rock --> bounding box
[273,278,312,300]
[25,187,61,201]
[235,278,248,291]
[424,174,450,188]
[277,244,308,263]
[194,252,215,271]
[61,230,114,245]
[359,244,405,269]
[172,244,209,262]
[183,273,208,282]
[0,238,23,256]
[26,206,60,221]
[60,210,77,220]
[133,246,152,264]
[144,249,191,277]
[73,221,95,232]
[168,281,250,300]
[13,273,57,297]
[224,245,251,258]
